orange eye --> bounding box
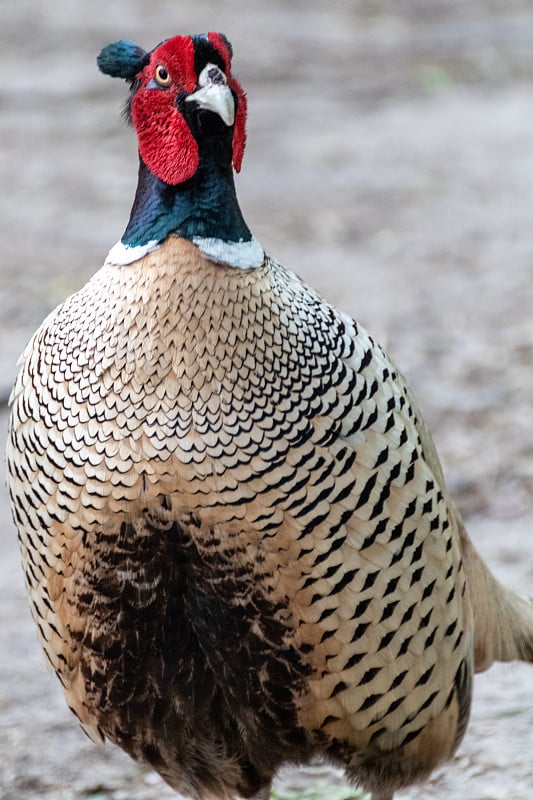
[155,64,171,87]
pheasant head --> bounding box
[98,33,263,268]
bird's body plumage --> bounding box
[6,31,533,800]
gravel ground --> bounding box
[2,1,533,798]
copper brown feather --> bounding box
[6,31,533,800]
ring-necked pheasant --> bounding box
[6,32,533,800]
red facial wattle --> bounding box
[206,32,247,172]
[131,37,199,185]
[229,81,246,173]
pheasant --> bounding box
[6,32,533,800]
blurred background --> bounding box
[2,1,533,797]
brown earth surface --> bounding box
[2,1,533,798]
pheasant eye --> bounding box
[155,65,171,87]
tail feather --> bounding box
[457,513,533,672]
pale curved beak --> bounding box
[186,82,235,126]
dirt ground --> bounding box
[2,1,533,798]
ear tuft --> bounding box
[97,40,149,80]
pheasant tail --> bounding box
[457,515,533,671]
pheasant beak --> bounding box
[186,62,235,126]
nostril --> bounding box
[197,62,227,88]
[207,65,226,85]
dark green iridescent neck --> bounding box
[122,156,253,248]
